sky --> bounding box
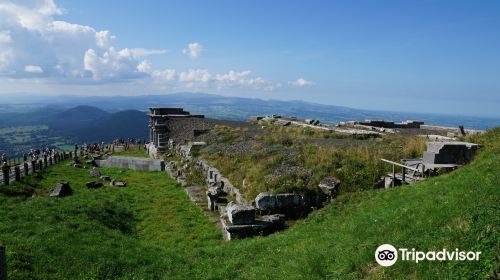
[0,0,499,117]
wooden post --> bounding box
[23,162,29,177]
[1,163,9,186]
[31,160,36,173]
[14,166,20,182]
[0,244,6,280]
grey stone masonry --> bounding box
[255,192,277,210]
[423,141,480,165]
[226,202,256,225]
[148,107,205,153]
[95,156,165,172]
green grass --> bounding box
[0,161,221,279]
[0,129,498,279]
[111,148,149,158]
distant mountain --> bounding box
[49,105,110,132]
[73,110,148,142]
[52,93,497,130]
[1,93,499,130]
[0,105,65,128]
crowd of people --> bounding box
[1,138,148,167]
[113,138,145,145]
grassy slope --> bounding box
[0,129,498,279]
[0,162,222,279]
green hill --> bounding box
[74,110,148,142]
[0,129,498,279]
[49,105,110,132]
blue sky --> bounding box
[0,0,499,117]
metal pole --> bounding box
[402,167,405,184]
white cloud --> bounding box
[182,42,204,59]
[154,69,177,81]
[95,30,114,48]
[0,0,165,80]
[179,69,211,82]
[0,1,288,93]
[24,65,43,73]
[128,48,167,57]
[289,77,314,87]
[213,70,281,91]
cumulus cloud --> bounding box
[179,69,211,82]
[182,42,204,59]
[0,0,287,92]
[213,70,281,91]
[0,0,165,80]
[289,77,314,87]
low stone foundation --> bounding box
[95,156,165,172]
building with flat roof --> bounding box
[148,108,204,153]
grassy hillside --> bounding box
[0,129,498,279]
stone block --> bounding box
[50,182,72,197]
[255,192,277,210]
[275,193,301,209]
[110,180,127,187]
[226,202,256,225]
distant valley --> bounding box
[1,92,499,156]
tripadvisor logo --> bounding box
[375,244,398,267]
[375,244,481,267]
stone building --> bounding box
[148,108,205,154]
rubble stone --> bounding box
[86,181,103,189]
[90,167,101,177]
[255,192,277,210]
[318,177,340,198]
[275,193,301,209]
[50,182,72,197]
[226,202,256,225]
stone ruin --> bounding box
[147,108,206,157]
[151,108,345,240]
[381,141,480,188]
[358,119,424,129]
[423,141,480,167]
